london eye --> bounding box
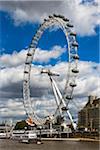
[23,14,79,130]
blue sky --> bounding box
[0,0,99,121]
[0,11,99,63]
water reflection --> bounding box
[0,139,99,150]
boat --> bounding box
[0,132,7,139]
[11,130,37,143]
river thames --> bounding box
[0,139,99,150]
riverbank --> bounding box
[42,137,100,142]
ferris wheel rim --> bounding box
[23,14,79,125]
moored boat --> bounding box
[0,132,7,139]
[11,130,37,143]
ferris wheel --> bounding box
[23,14,79,130]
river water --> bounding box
[0,139,99,150]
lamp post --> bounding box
[37,126,42,144]
[39,126,42,141]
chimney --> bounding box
[88,95,97,104]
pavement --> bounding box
[42,137,100,142]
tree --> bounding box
[14,120,29,130]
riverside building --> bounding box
[78,96,100,132]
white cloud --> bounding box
[0,50,27,68]
[12,9,29,25]
[0,46,66,68]
[0,99,25,119]
[62,0,100,35]
[0,0,99,35]
[0,66,23,88]
[74,61,100,97]
[0,59,100,120]
[0,59,100,97]
[34,46,66,63]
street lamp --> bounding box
[39,126,42,141]
[37,126,42,145]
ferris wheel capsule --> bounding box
[67,23,74,28]
[69,82,77,87]
[72,42,79,48]
[49,15,53,18]
[73,54,79,60]
[65,96,73,100]
[61,107,68,111]
[70,32,77,36]
[63,18,69,22]
[72,68,79,73]
[53,14,58,17]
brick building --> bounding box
[78,96,100,131]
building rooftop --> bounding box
[84,96,100,109]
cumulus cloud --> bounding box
[0,57,100,120]
[73,61,100,97]
[35,46,66,63]
[0,0,99,35]
[0,97,57,121]
[0,46,66,68]
[0,98,25,120]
